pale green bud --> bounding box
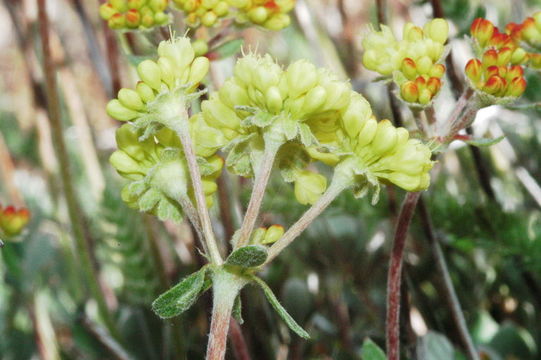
[158,57,176,87]
[202,179,218,195]
[214,2,229,16]
[424,18,449,44]
[416,56,433,75]
[118,88,144,111]
[202,98,241,129]
[266,86,283,113]
[201,11,218,27]
[371,120,397,156]
[188,56,210,85]
[262,224,284,244]
[110,150,144,175]
[301,85,327,114]
[192,39,209,57]
[341,94,372,138]
[294,170,327,205]
[356,117,378,147]
[248,6,268,24]
[287,60,318,98]
[137,60,162,90]
[219,80,250,107]
[106,99,140,121]
[263,13,290,31]
[136,82,156,103]
[322,81,351,110]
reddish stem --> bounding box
[386,192,421,360]
[228,318,252,360]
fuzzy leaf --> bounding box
[232,295,243,324]
[251,276,310,339]
[211,39,244,59]
[226,245,268,268]
[138,188,161,212]
[360,338,386,360]
[464,135,505,147]
[152,267,208,319]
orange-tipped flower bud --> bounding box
[506,77,526,97]
[483,75,505,95]
[426,77,441,94]
[429,64,446,78]
[401,58,417,80]
[482,49,499,68]
[125,9,141,28]
[465,59,483,82]
[529,53,541,68]
[497,47,513,65]
[400,81,419,103]
[471,18,495,47]
[507,65,524,80]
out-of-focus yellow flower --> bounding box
[0,205,30,238]
[100,0,170,30]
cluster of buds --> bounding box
[106,37,209,132]
[172,0,229,27]
[0,205,30,238]
[505,13,541,69]
[465,50,527,98]
[110,124,223,220]
[99,0,170,30]
[172,0,294,29]
[202,53,434,204]
[362,19,449,106]
[470,18,527,62]
[234,0,295,31]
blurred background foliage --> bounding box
[0,0,540,359]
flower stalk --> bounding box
[206,270,248,360]
[386,191,421,360]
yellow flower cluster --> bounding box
[362,19,449,105]
[171,0,294,29]
[99,0,170,30]
[110,124,223,220]
[201,54,434,204]
[106,37,209,132]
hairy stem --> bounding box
[206,271,247,360]
[172,119,223,265]
[386,191,420,360]
[236,142,280,249]
[417,199,479,360]
[266,172,350,263]
[229,318,252,360]
[37,0,119,340]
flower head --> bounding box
[100,0,170,29]
[106,37,209,136]
[0,205,30,238]
[362,19,449,105]
[110,124,223,220]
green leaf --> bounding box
[226,245,268,268]
[152,267,208,319]
[250,276,310,339]
[211,39,244,59]
[416,331,455,360]
[232,295,243,324]
[360,338,386,360]
[464,135,505,147]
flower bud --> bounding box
[424,18,449,44]
[511,47,527,65]
[400,81,419,103]
[108,13,126,29]
[482,75,505,95]
[418,88,432,105]
[266,86,283,113]
[294,170,327,205]
[429,63,445,78]
[471,18,495,48]
[158,38,195,70]
[110,150,144,175]
[136,81,156,103]
[529,54,541,68]
[158,57,176,87]
[99,4,117,19]
[111,0,128,12]
[125,9,141,28]
[401,58,417,80]
[287,60,318,98]
[371,120,397,156]
[248,6,268,24]
[192,39,209,57]
[356,117,378,147]
[465,59,483,82]
[262,224,284,244]
[118,88,144,111]
[106,99,140,121]
[188,56,210,85]
[426,77,441,95]
[497,47,513,66]
[149,0,167,11]
[154,11,169,24]
[201,11,218,26]
[137,60,162,90]
[506,77,526,97]
[263,13,291,31]
[250,227,267,245]
[404,24,424,42]
[416,56,433,75]
[301,85,327,114]
[342,94,371,138]
[0,206,30,237]
[482,49,499,67]
[202,98,241,129]
[128,0,145,9]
